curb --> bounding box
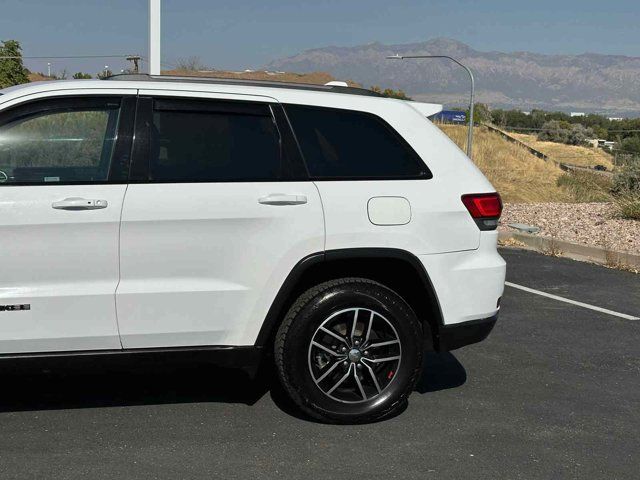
[498,230,640,270]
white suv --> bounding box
[0,75,505,423]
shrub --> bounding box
[615,195,640,220]
[556,170,612,202]
[566,124,594,146]
[612,162,640,195]
[538,121,593,146]
[370,86,411,100]
[538,120,569,143]
[618,137,640,156]
[610,162,640,220]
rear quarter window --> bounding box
[285,104,431,180]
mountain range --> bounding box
[265,38,640,116]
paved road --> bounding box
[0,248,638,479]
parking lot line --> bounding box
[505,282,640,321]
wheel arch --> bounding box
[255,248,444,351]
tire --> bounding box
[274,277,423,424]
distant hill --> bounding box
[265,38,640,116]
[162,69,356,86]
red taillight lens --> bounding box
[461,193,502,230]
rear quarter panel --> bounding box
[276,93,495,256]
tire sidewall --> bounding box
[281,280,422,422]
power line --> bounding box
[499,125,640,133]
[0,54,143,60]
[1,54,147,74]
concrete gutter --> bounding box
[498,230,640,270]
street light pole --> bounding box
[149,0,161,75]
[387,54,475,158]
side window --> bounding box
[0,98,121,185]
[148,98,285,182]
[285,104,431,179]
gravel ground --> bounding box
[499,202,640,254]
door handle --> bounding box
[52,197,108,210]
[258,194,307,206]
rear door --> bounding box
[116,91,324,348]
[283,103,480,254]
[0,93,136,353]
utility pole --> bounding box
[149,0,161,75]
[126,55,141,73]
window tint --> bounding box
[0,99,120,185]
[285,104,430,179]
[149,99,283,182]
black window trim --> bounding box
[0,94,137,187]
[270,103,310,179]
[153,97,272,117]
[282,103,433,182]
[128,95,310,184]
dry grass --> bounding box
[510,132,615,170]
[498,237,526,248]
[439,125,572,203]
[615,195,640,220]
[27,72,53,82]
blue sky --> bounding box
[1,0,638,76]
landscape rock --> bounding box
[499,202,640,255]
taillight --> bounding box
[461,193,502,231]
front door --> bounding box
[116,92,324,348]
[0,94,136,353]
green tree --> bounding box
[492,109,507,127]
[470,103,491,124]
[618,136,640,155]
[0,39,29,88]
[73,72,92,79]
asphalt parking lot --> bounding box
[0,248,638,480]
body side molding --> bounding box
[0,345,264,377]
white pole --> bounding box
[149,0,161,75]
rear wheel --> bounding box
[274,278,423,423]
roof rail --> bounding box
[103,73,383,97]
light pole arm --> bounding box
[386,54,475,158]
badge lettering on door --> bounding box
[0,304,31,312]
